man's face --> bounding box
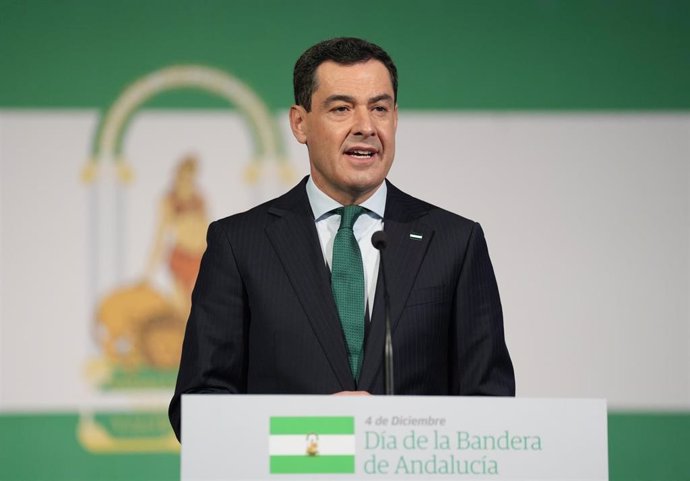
[290,60,398,205]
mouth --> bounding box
[344,146,379,160]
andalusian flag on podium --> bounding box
[269,416,356,474]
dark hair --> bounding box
[293,37,398,111]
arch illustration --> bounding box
[82,64,289,182]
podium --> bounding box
[181,395,608,480]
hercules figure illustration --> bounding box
[93,155,209,377]
[146,155,209,316]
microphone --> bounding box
[371,231,394,395]
[371,231,388,250]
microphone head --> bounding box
[371,230,388,250]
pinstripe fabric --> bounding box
[170,177,514,441]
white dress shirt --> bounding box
[306,176,386,317]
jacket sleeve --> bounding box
[450,222,515,396]
[168,220,249,441]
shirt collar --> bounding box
[306,176,387,221]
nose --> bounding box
[352,107,375,137]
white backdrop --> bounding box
[1,110,688,411]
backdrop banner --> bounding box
[1,2,688,481]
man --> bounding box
[169,37,514,441]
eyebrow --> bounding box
[369,94,394,104]
[323,93,394,106]
[323,94,355,106]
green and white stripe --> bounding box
[269,416,355,474]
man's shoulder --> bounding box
[212,197,275,227]
[386,180,477,229]
[211,177,309,231]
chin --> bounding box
[346,177,384,195]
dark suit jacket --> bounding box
[169,177,514,440]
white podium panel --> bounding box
[182,395,607,481]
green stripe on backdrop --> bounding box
[608,413,690,481]
[0,414,178,481]
[1,0,688,110]
[0,412,688,480]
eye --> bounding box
[372,105,388,112]
[331,105,350,113]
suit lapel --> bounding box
[358,181,434,392]
[265,179,356,391]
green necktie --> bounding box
[331,205,366,381]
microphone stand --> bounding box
[372,231,394,395]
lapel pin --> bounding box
[409,232,423,241]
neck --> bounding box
[310,178,382,206]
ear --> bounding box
[393,103,398,130]
[289,105,308,144]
